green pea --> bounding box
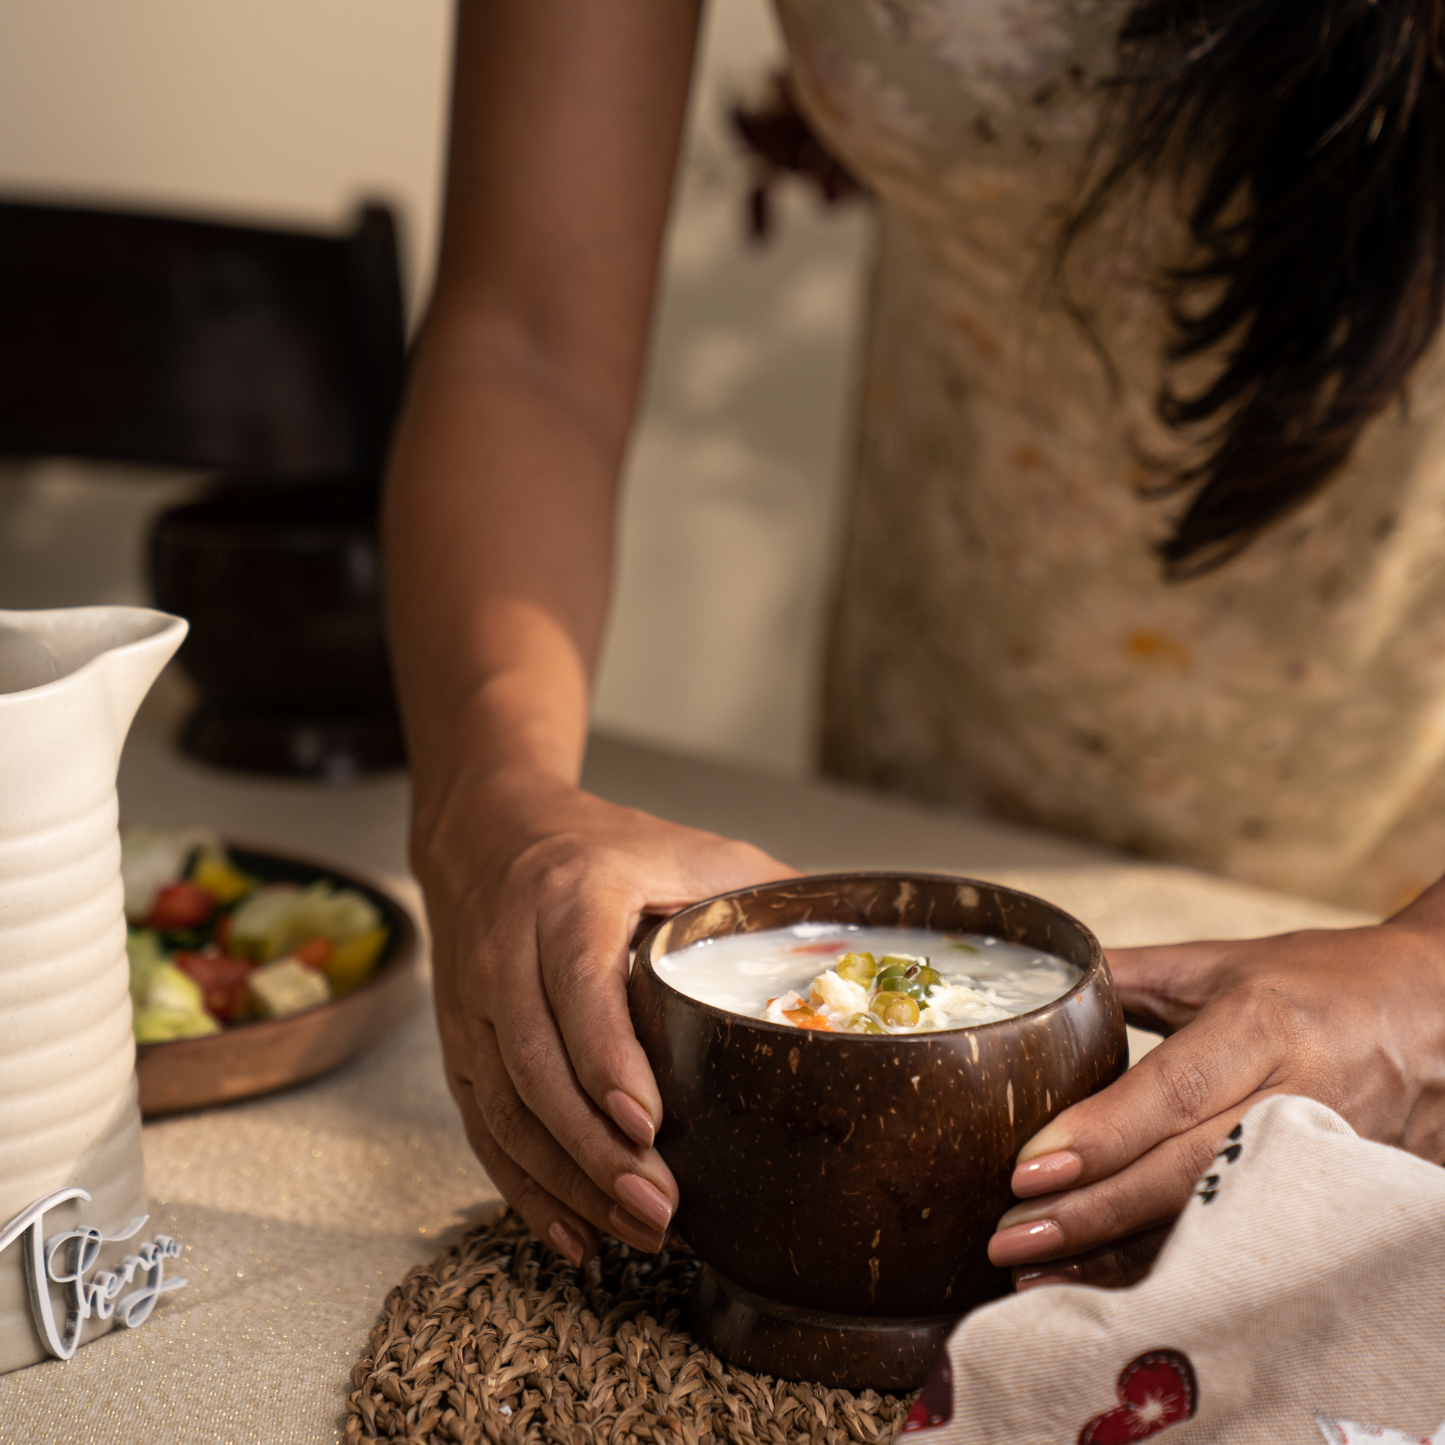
[836,952,878,985]
[874,992,921,1027]
[842,1012,886,1035]
[872,960,940,1003]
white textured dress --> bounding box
[778,0,1445,913]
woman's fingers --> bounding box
[513,834,792,1239]
[991,1095,1269,1265]
[539,840,796,1147]
[536,868,667,1149]
[989,920,1445,1267]
[423,783,800,1262]
[443,1055,601,1266]
[1013,1222,1174,1293]
[994,956,1301,1263]
[440,845,681,1248]
[478,971,678,1242]
[1010,979,1281,1194]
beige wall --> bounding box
[0,0,873,778]
[595,3,876,775]
[0,0,452,310]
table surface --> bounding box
[0,675,1365,1442]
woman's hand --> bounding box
[415,769,793,1269]
[988,887,1445,1276]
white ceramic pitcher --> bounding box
[0,607,187,1373]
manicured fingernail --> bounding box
[549,1220,584,1267]
[1014,1263,1081,1292]
[995,1196,1057,1231]
[1017,1121,1072,1164]
[988,1220,1063,1267]
[607,1203,666,1253]
[606,1091,656,1147]
[614,1173,673,1232]
[1012,1149,1082,1197]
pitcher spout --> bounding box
[93,610,189,756]
[0,609,187,831]
[0,607,186,748]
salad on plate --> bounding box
[122,828,391,1044]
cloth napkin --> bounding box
[904,1094,1445,1444]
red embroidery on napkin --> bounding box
[1078,1349,1198,1444]
[901,1354,953,1432]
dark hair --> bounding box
[1076,0,1445,575]
[729,75,867,242]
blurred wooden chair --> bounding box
[0,199,403,474]
[0,199,407,778]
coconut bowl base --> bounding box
[688,1263,958,1392]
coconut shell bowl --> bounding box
[627,872,1126,1391]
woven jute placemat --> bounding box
[345,1212,918,1445]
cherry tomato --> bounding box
[174,951,253,1023]
[147,881,217,931]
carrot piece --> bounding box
[295,936,335,970]
[783,1005,833,1031]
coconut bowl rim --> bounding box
[632,869,1108,1045]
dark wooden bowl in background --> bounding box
[628,872,1126,1390]
[148,476,404,779]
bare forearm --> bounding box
[383,326,620,801]
[382,0,701,813]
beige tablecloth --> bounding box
[0,679,1365,1442]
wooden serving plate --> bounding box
[134,845,420,1118]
